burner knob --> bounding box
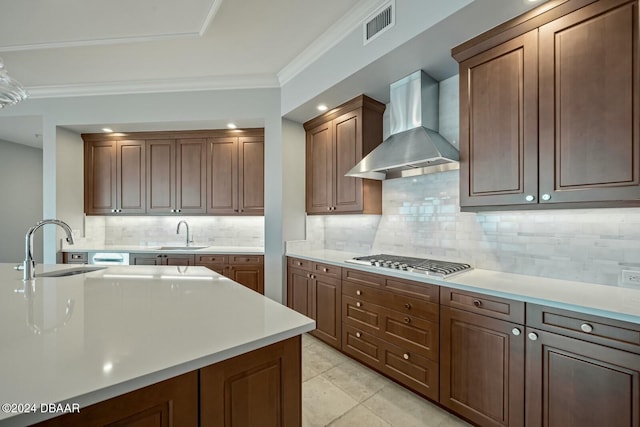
[400,263,408,270]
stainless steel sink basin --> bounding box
[156,246,208,251]
[37,266,107,277]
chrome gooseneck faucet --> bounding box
[176,220,193,247]
[23,219,74,281]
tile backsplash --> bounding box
[84,216,264,247]
[308,170,640,287]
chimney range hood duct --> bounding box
[346,70,459,180]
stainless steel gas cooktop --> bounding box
[345,254,472,279]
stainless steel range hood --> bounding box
[346,70,459,180]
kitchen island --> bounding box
[0,263,314,426]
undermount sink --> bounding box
[156,246,209,251]
[37,266,107,277]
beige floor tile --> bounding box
[303,375,359,427]
[328,404,392,427]
[362,382,452,427]
[323,358,391,402]
[437,413,473,427]
[303,342,348,381]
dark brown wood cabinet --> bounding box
[454,0,640,210]
[130,253,195,266]
[207,136,264,215]
[525,304,640,427]
[287,258,342,349]
[84,139,146,215]
[304,95,384,215]
[83,129,264,216]
[196,254,264,294]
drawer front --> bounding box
[342,324,383,368]
[378,336,439,401]
[343,295,383,336]
[342,268,386,288]
[441,287,525,324]
[312,262,341,278]
[527,303,640,354]
[229,255,263,265]
[288,257,311,270]
[342,268,439,302]
[197,254,228,265]
[343,281,438,322]
[380,306,439,362]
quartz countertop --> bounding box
[61,245,264,254]
[286,248,640,324]
[0,263,313,426]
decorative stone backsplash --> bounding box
[84,216,264,247]
[308,170,640,287]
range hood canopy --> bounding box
[346,70,459,180]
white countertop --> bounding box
[286,248,640,324]
[61,245,264,254]
[0,263,313,426]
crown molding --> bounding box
[25,73,279,99]
[0,0,224,52]
[277,0,388,86]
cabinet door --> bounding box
[207,137,238,214]
[176,138,207,214]
[459,30,538,208]
[287,268,312,317]
[85,140,117,214]
[146,139,176,214]
[333,110,363,213]
[117,140,146,214]
[130,253,164,265]
[526,328,640,427]
[306,121,334,213]
[229,265,264,294]
[538,0,640,204]
[165,254,195,266]
[440,307,524,427]
[238,136,264,215]
[311,275,341,349]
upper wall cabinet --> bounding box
[304,95,385,215]
[84,139,146,215]
[83,129,264,216]
[453,0,640,211]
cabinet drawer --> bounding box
[288,257,312,270]
[441,287,525,324]
[342,324,383,368]
[343,281,438,322]
[343,268,438,302]
[63,252,87,264]
[311,262,341,278]
[527,303,640,354]
[343,296,438,361]
[197,254,228,265]
[229,255,263,265]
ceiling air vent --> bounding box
[363,0,395,45]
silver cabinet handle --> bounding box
[356,290,362,296]
[580,323,593,333]
[528,332,538,341]
[356,302,362,308]
[512,328,521,336]
[541,193,551,201]
[525,195,535,202]
[403,353,410,360]
[356,332,361,338]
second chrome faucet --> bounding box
[176,221,193,247]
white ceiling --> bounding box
[0,0,547,148]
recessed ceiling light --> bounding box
[102,127,113,133]
[317,104,328,112]
[227,123,237,129]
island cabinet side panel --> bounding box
[34,371,198,427]
[200,336,302,427]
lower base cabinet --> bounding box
[35,336,301,427]
[130,253,195,266]
[196,254,264,294]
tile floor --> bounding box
[301,334,472,427]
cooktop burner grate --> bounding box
[346,254,472,278]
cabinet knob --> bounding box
[512,328,521,336]
[177,209,181,213]
[356,332,361,338]
[323,267,328,272]
[404,303,412,309]
[403,353,410,360]
[234,209,239,212]
[356,290,362,296]
[404,317,411,324]
[297,261,302,266]
[541,193,551,201]
[111,209,116,213]
[327,207,331,211]
[525,195,535,202]
[580,323,593,333]
[171,209,176,213]
[472,299,482,308]
[528,332,538,341]
[356,302,362,308]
